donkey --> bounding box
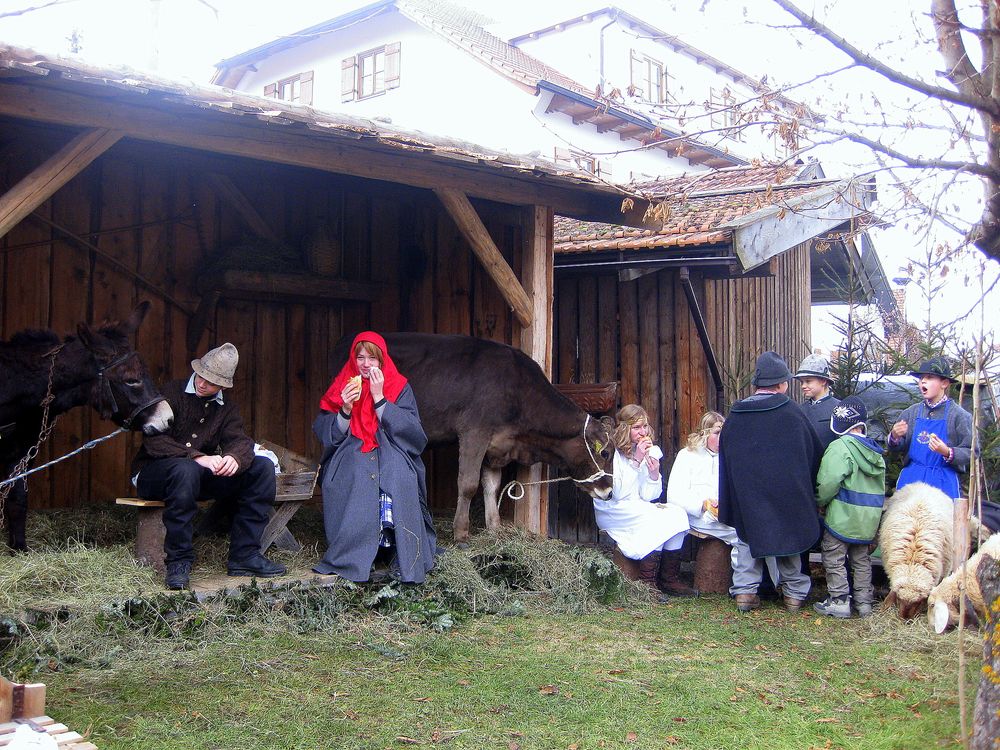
[331,333,614,543]
[0,302,174,550]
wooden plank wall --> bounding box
[0,125,525,522]
[550,247,812,544]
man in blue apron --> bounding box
[887,356,975,572]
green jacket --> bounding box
[815,434,886,544]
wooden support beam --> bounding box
[514,205,555,537]
[434,188,533,327]
[205,172,280,243]
[0,127,121,240]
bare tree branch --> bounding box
[771,0,1000,115]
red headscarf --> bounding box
[319,331,408,452]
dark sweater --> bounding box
[131,378,255,478]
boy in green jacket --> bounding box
[813,396,887,618]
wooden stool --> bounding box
[0,676,97,749]
[693,534,733,594]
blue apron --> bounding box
[896,400,960,499]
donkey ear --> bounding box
[123,301,151,335]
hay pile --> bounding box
[1,508,646,679]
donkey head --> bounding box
[76,302,173,434]
[565,415,615,500]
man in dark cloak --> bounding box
[719,351,823,613]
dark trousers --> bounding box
[137,456,276,565]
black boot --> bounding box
[657,551,699,597]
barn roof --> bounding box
[0,44,648,224]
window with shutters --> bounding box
[263,71,314,106]
[553,147,597,175]
[709,86,745,141]
[629,50,670,104]
[342,42,401,102]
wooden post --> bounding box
[434,188,534,328]
[972,552,1000,748]
[0,127,121,240]
[514,206,554,536]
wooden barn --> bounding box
[549,165,892,542]
[0,45,663,536]
[0,47,892,546]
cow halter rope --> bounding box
[498,414,612,510]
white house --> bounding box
[211,0,806,184]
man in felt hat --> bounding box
[887,356,976,574]
[794,353,841,450]
[887,355,974,500]
[718,351,824,614]
[131,343,286,590]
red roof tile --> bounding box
[554,178,834,253]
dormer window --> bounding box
[342,42,401,102]
[630,50,670,104]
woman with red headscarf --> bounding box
[312,332,436,583]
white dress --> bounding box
[665,446,740,545]
[593,450,689,559]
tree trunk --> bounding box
[972,554,1000,748]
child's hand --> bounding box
[890,419,908,440]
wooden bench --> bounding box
[117,440,319,572]
[0,676,97,749]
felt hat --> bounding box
[909,356,954,382]
[794,353,833,381]
[752,351,792,387]
[830,396,868,436]
[192,342,238,388]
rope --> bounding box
[0,427,126,490]
[497,414,613,513]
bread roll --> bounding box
[349,374,363,390]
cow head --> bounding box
[566,415,614,500]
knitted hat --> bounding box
[830,396,868,436]
[794,353,833,381]
[191,343,238,388]
[909,356,954,382]
[752,351,792,387]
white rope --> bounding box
[0,427,126,489]
[498,414,613,511]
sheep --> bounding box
[879,481,955,620]
[928,532,1000,632]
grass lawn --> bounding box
[1,511,979,749]
[39,598,972,750]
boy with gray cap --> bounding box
[719,351,824,613]
[795,354,841,450]
[131,343,286,589]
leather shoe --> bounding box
[735,593,760,612]
[783,595,807,613]
[227,554,287,578]
[165,561,192,590]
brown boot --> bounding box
[611,547,640,581]
[657,551,700,597]
[637,551,661,590]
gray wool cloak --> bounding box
[313,384,437,583]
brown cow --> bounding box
[330,333,614,543]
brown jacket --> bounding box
[131,378,255,478]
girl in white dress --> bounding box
[593,404,692,595]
